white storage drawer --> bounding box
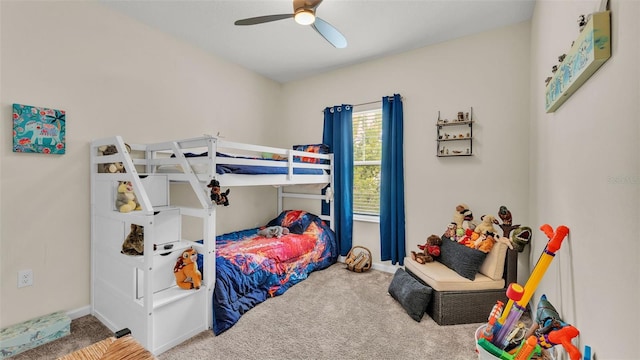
[151,208,180,245]
[140,175,169,207]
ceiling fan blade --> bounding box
[311,17,347,48]
[234,14,293,26]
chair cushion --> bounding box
[404,256,504,292]
[388,268,433,322]
[479,240,508,280]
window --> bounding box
[353,108,382,217]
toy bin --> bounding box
[475,325,501,360]
[475,325,555,360]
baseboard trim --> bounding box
[337,256,398,274]
[371,262,398,274]
[66,306,91,320]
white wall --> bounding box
[529,0,639,358]
[281,21,532,278]
[0,1,283,328]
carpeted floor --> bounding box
[11,263,486,360]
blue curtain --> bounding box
[322,105,353,256]
[380,94,406,265]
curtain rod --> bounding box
[321,95,402,113]
[353,95,402,108]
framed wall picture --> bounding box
[545,11,611,113]
[12,103,66,155]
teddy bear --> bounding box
[98,144,130,173]
[115,181,141,213]
[207,179,230,206]
[474,214,499,235]
[410,234,442,264]
[174,248,202,290]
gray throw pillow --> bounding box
[438,238,487,280]
[388,268,433,322]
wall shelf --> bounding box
[436,107,473,157]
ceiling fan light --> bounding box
[294,9,315,25]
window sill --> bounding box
[354,214,380,223]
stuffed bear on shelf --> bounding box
[410,234,443,264]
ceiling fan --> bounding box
[234,0,347,49]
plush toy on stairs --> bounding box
[97,143,131,173]
[115,181,141,213]
[174,248,202,290]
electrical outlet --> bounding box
[18,269,33,288]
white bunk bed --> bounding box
[90,135,334,355]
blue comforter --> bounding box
[212,210,338,335]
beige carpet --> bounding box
[12,263,484,360]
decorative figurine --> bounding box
[578,14,588,32]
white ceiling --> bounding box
[98,0,535,83]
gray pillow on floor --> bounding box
[388,268,433,322]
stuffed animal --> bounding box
[474,214,499,235]
[257,226,290,238]
[511,226,532,252]
[115,181,141,213]
[121,224,157,255]
[477,233,497,253]
[498,205,513,226]
[98,144,130,173]
[452,204,469,228]
[462,209,476,230]
[457,228,474,245]
[470,233,513,252]
[411,235,442,264]
[467,233,485,249]
[121,224,144,255]
[443,222,457,239]
[453,204,476,230]
[174,248,202,290]
[207,179,230,206]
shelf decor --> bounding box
[545,11,611,113]
[436,107,473,157]
[12,103,66,155]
